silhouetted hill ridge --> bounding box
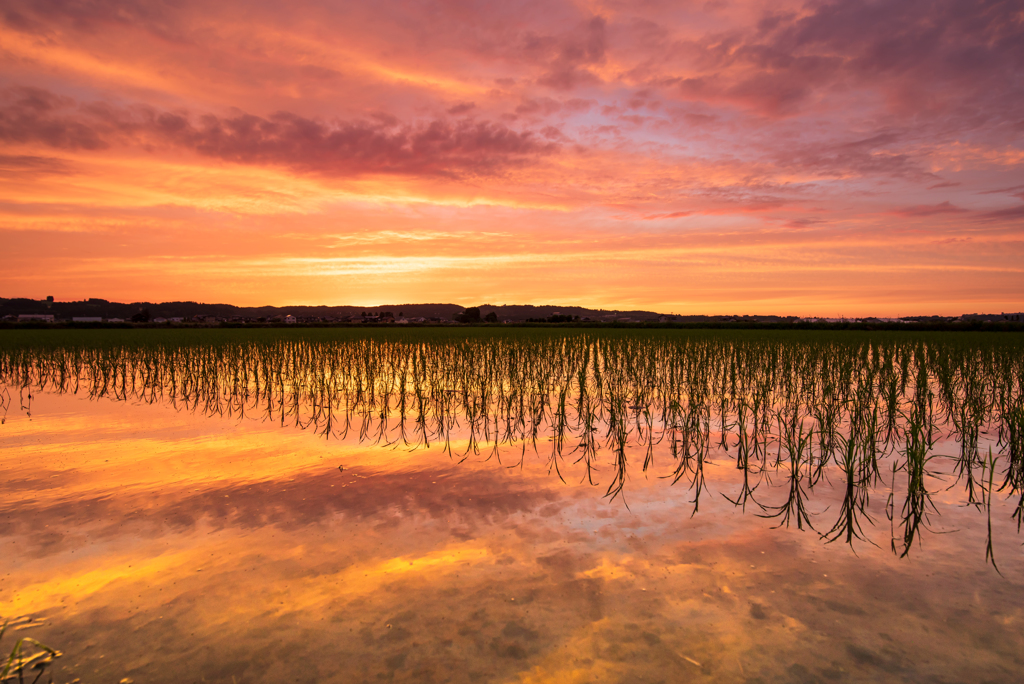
[0,298,667,321]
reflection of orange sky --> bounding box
[2,389,1023,683]
[2,0,1023,315]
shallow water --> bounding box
[3,330,1024,683]
[2,386,1023,684]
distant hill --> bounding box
[0,297,673,322]
[2,298,1020,329]
[0,297,455,321]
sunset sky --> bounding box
[1,0,1022,315]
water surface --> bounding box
[2,329,1022,683]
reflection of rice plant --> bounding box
[822,432,877,548]
[760,408,815,531]
[0,620,61,684]
[982,449,1001,574]
[887,403,939,559]
[1,328,1022,562]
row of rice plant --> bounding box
[1,329,1021,562]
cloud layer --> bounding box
[1,0,1021,314]
[0,88,557,177]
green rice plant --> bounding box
[760,406,816,531]
[822,432,876,548]
[982,448,1001,574]
[1,327,1022,561]
[0,621,60,684]
[888,410,938,558]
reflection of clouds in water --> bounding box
[2,390,1021,565]
[1,362,1023,682]
[7,506,1019,684]
[0,463,565,555]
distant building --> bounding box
[152,317,168,323]
[18,314,55,322]
[72,317,103,323]
[168,317,184,323]
[107,318,124,323]
[284,315,296,325]
[957,313,1022,323]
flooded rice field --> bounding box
[1,328,1023,683]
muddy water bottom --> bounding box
[1,393,1022,684]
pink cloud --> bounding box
[0,88,560,178]
[889,201,968,217]
[642,211,693,220]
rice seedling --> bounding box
[1,327,1021,561]
[888,405,939,558]
[822,431,877,548]
[0,620,60,684]
[982,448,1001,574]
